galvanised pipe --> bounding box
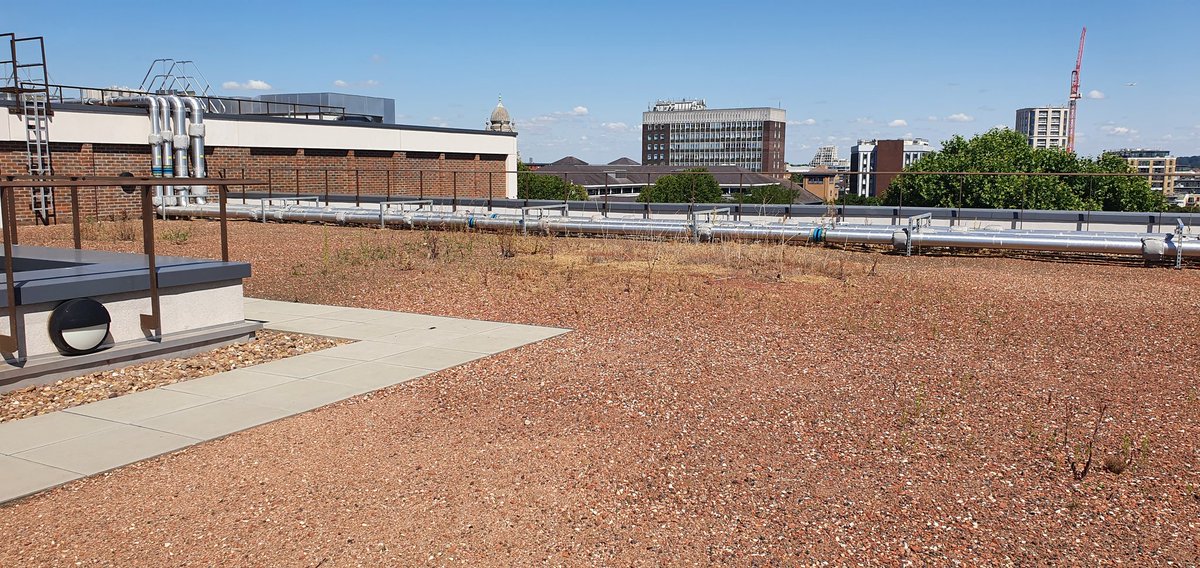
[105,96,164,202]
[167,95,190,203]
[183,97,208,203]
[161,204,1200,262]
[156,96,174,201]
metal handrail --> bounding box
[35,83,349,118]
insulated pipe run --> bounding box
[105,96,164,202]
[159,204,1200,263]
[167,96,190,203]
[156,96,174,202]
[183,97,208,203]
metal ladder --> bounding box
[2,33,55,224]
[22,90,54,224]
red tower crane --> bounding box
[1066,26,1087,153]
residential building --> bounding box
[788,166,841,202]
[1015,106,1070,149]
[849,138,933,197]
[1106,148,1177,194]
[642,99,786,174]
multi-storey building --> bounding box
[642,99,786,174]
[1106,148,1177,194]
[810,145,850,170]
[848,138,933,197]
[1015,106,1070,149]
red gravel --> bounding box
[1,219,1198,565]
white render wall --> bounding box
[1,106,519,197]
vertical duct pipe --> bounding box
[157,96,175,204]
[103,96,165,203]
[183,97,208,203]
[167,95,190,204]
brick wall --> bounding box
[0,143,508,224]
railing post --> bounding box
[355,169,361,207]
[419,170,424,199]
[324,169,330,204]
[452,171,458,212]
[488,171,493,212]
[386,170,392,201]
[294,168,300,198]
[70,178,80,250]
[267,169,273,202]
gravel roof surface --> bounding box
[2,219,1198,565]
[1,331,346,423]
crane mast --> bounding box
[1066,26,1086,153]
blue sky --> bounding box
[8,0,1198,163]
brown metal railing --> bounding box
[0,175,262,355]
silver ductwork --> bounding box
[183,97,207,203]
[158,203,1200,265]
[105,96,164,202]
[166,95,190,203]
[102,94,208,206]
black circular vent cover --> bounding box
[48,298,112,355]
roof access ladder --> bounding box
[2,33,55,225]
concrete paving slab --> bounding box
[261,317,352,336]
[251,354,361,379]
[0,298,572,505]
[318,321,418,341]
[14,425,199,476]
[0,455,81,503]
[308,307,399,324]
[160,368,297,399]
[315,341,421,362]
[377,346,488,370]
[309,362,428,393]
[136,400,294,440]
[373,326,481,348]
[228,379,362,413]
[0,412,121,455]
[65,389,216,424]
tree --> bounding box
[885,128,1166,212]
[732,184,799,205]
[517,164,588,201]
[637,168,723,203]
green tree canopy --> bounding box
[885,128,1167,212]
[637,168,723,203]
[517,168,588,201]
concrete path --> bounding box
[0,299,569,504]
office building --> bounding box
[849,138,933,197]
[1015,106,1070,149]
[642,99,786,174]
[810,145,850,170]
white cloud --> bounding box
[854,117,875,125]
[332,79,379,89]
[568,106,589,116]
[789,118,816,126]
[1087,89,1105,99]
[601,122,630,132]
[1102,125,1136,136]
[888,119,908,127]
[993,124,1006,129]
[222,79,272,91]
[946,113,974,123]
[926,116,940,122]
